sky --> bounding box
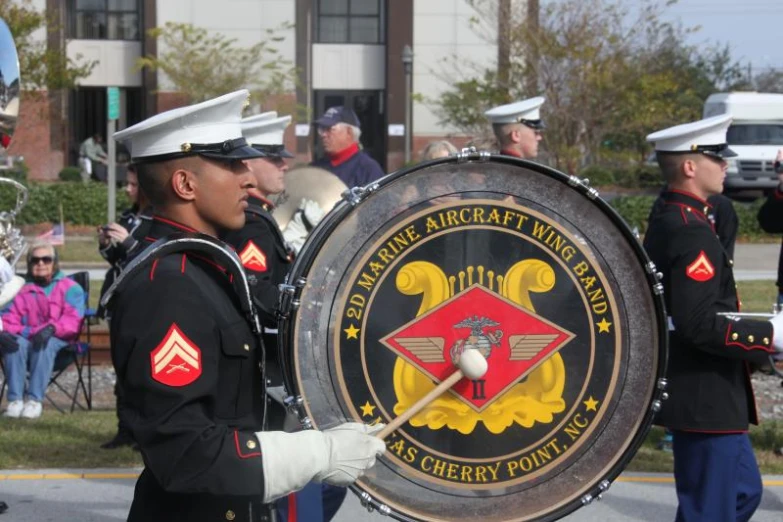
[658,0,783,75]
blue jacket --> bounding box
[312,148,385,188]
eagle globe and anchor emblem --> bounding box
[448,316,503,365]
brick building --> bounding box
[7,0,499,180]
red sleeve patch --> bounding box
[686,250,715,282]
[150,323,202,387]
[239,240,268,272]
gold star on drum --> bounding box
[277,152,668,521]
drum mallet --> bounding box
[375,349,488,439]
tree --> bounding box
[0,0,96,91]
[754,69,783,93]
[432,0,750,172]
[137,22,297,109]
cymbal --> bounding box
[271,166,348,229]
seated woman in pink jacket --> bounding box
[0,241,85,419]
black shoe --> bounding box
[100,431,138,450]
[0,500,8,514]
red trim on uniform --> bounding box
[181,254,186,274]
[500,148,523,158]
[233,431,262,459]
[153,215,200,233]
[668,189,712,209]
[287,493,297,522]
[248,190,276,209]
[329,142,359,167]
[724,323,774,353]
[667,202,709,223]
[149,259,159,281]
[774,188,783,200]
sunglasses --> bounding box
[31,256,53,265]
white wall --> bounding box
[413,0,499,136]
[312,44,385,90]
[156,0,296,92]
[67,40,142,87]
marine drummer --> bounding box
[643,114,783,522]
[485,96,545,159]
[108,90,386,522]
[223,112,294,397]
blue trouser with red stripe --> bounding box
[672,431,762,522]
[275,484,347,522]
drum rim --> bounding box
[277,155,669,521]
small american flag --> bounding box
[36,222,65,246]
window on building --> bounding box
[316,0,385,44]
[70,0,141,41]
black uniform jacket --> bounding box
[757,187,783,289]
[222,195,292,327]
[109,216,269,522]
[643,190,774,432]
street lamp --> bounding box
[402,45,414,164]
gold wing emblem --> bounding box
[395,337,445,363]
[508,334,559,361]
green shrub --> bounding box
[579,165,614,187]
[0,159,29,183]
[0,181,131,225]
[635,164,663,189]
[58,166,83,182]
[609,195,655,232]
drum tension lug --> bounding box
[657,378,668,391]
[599,479,611,493]
[378,505,392,516]
[653,283,664,295]
[342,184,378,206]
[456,147,490,162]
[651,400,662,412]
[581,494,594,506]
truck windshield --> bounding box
[727,124,783,145]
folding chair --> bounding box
[46,270,95,413]
[0,271,95,413]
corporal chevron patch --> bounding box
[150,323,202,387]
[239,240,268,272]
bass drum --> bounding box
[277,153,668,522]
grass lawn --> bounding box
[55,237,107,265]
[0,411,142,469]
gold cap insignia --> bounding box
[181,142,192,153]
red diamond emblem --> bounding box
[381,285,575,411]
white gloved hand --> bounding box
[300,198,325,229]
[255,422,386,503]
[281,212,308,255]
[768,309,783,352]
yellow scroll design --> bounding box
[391,260,566,435]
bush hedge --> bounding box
[0,182,130,225]
[58,167,83,182]
[608,194,773,240]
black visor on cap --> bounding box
[519,118,545,130]
[251,143,294,158]
[693,143,737,159]
[133,137,264,164]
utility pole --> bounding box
[526,0,540,95]
[497,0,511,94]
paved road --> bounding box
[0,470,781,521]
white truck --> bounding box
[703,92,783,193]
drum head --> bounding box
[281,156,667,521]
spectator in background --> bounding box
[420,140,458,161]
[0,241,85,419]
[757,148,783,307]
[312,106,385,187]
[97,164,152,450]
[79,133,108,183]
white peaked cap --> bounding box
[241,114,293,158]
[113,90,263,162]
[646,114,736,158]
[484,96,546,128]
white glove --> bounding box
[255,422,386,503]
[281,211,308,255]
[768,310,783,352]
[300,198,325,229]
